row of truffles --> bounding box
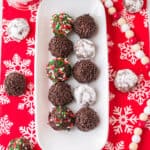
[47,12,99,132]
[48,82,97,107]
[51,13,97,38]
[46,58,99,83]
[49,36,96,60]
[48,106,99,131]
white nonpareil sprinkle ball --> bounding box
[139,113,148,121]
[144,106,150,115]
[8,18,30,41]
[132,135,141,143]
[129,142,138,150]
[105,0,113,8]
[108,7,116,15]
[147,100,150,106]
[141,56,150,65]
[134,127,143,135]
[135,50,145,59]
[125,30,135,39]
[114,69,138,93]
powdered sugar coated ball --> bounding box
[74,85,96,107]
[8,18,30,41]
[74,39,96,60]
[114,69,138,92]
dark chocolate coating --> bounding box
[76,107,99,131]
[73,60,99,83]
[74,14,97,38]
[48,82,74,106]
[4,72,26,96]
[49,36,73,58]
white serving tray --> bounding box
[35,0,109,150]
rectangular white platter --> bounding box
[35,0,109,150]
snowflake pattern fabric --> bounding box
[0,144,5,150]
[112,9,135,28]
[6,0,41,23]
[3,53,32,76]
[139,9,149,28]
[26,37,35,56]
[0,115,13,136]
[128,75,150,105]
[0,85,10,105]
[19,121,36,145]
[118,41,144,65]
[0,0,150,150]
[18,82,35,115]
[145,117,150,130]
[109,65,116,82]
[104,141,125,150]
[110,106,138,135]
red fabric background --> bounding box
[0,0,149,150]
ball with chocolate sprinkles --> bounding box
[74,14,97,38]
[73,60,99,83]
[49,36,73,58]
[7,137,32,150]
[76,107,99,131]
[48,82,74,106]
[46,58,72,82]
[4,72,26,96]
[48,106,75,130]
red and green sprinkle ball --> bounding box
[46,57,72,82]
[48,106,75,130]
[7,137,32,150]
[51,13,74,36]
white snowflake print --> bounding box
[7,0,34,10]
[26,38,35,56]
[19,121,36,145]
[2,19,20,43]
[107,34,114,48]
[7,0,41,23]
[118,41,144,65]
[28,2,41,22]
[0,85,10,105]
[0,144,5,150]
[110,105,138,135]
[3,53,32,76]
[128,75,150,105]
[0,115,13,136]
[104,141,125,150]
[140,9,149,28]
[145,117,150,130]
[18,82,35,115]
[112,9,135,28]
[109,92,116,101]
[109,65,116,82]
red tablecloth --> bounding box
[0,0,149,149]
